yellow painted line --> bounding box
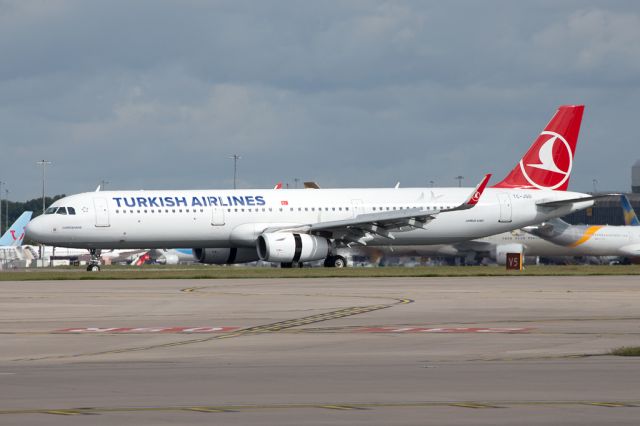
[2,400,640,416]
[187,407,230,413]
[450,403,499,409]
[44,410,84,415]
[319,405,363,410]
[568,226,604,248]
[589,402,631,408]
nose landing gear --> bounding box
[86,249,102,272]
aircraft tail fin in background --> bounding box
[621,195,640,226]
[0,211,33,246]
[493,105,584,191]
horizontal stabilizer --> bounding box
[536,193,620,208]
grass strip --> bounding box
[1,264,640,281]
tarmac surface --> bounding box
[1,275,639,425]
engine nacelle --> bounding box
[157,254,179,265]
[257,233,330,263]
[192,248,259,265]
[494,243,524,266]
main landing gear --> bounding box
[324,255,347,268]
[87,249,102,272]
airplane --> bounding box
[131,248,194,265]
[523,196,640,258]
[26,105,604,271]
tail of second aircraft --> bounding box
[493,105,584,191]
[0,211,33,246]
[621,195,640,226]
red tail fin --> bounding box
[493,105,584,190]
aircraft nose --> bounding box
[25,217,49,243]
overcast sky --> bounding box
[1,0,639,201]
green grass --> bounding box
[610,346,640,357]
[1,264,640,281]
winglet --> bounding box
[445,174,491,212]
[465,173,492,206]
[274,182,283,190]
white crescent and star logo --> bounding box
[519,131,573,190]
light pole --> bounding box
[100,179,109,191]
[592,179,598,194]
[294,178,300,189]
[4,189,8,233]
[229,154,241,189]
[36,160,52,214]
[455,175,464,187]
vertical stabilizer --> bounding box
[0,211,33,246]
[621,195,640,226]
[493,105,584,190]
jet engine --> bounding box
[192,248,259,265]
[494,243,524,266]
[257,233,330,263]
[157,254,179,265]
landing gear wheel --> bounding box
[281,262,293,268]
[87,248,102,272]
[324,255,347,268]
[333,255,347,268]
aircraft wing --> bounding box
[265,174,491,245]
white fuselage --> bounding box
[25,187,594,250]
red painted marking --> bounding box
[54,326,239,334]
[10,229,24,241]
[356,327,532,334]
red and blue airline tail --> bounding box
[493,105,584,191]
[0,211,33,246]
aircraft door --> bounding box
[93,198,110,227]
[497,193,512,223]
[351,199,364,218]
[211,206,225,226]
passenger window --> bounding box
[68,207,76,215]
[57,207,67,215]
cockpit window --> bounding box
[57,207,68,215]
[45,207,58,215]
[68,207,76,215]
